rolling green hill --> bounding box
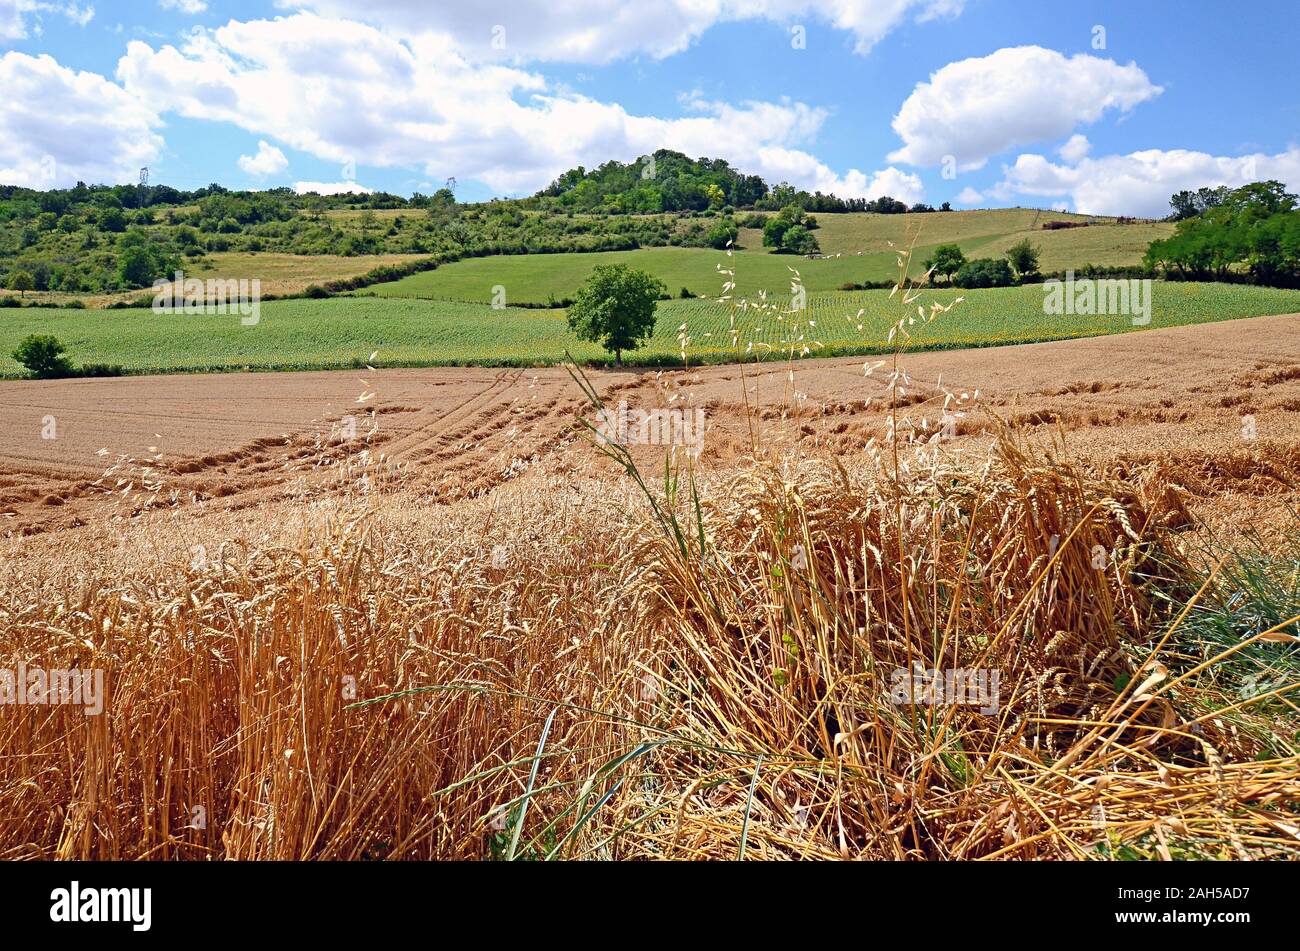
[365,246,893,303]
[366,209,1174,305]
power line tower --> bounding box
[445,176,456,196]
[139,167,150,187]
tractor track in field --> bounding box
[0,312,1296,538]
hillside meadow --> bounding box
[366,246,900,302]
[366,210,1174,305]
[6,251,429,309]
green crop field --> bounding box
[2,282,1295,377]
[665,283,1299,360]
[365,246,901,303]
[365,210,1175,305]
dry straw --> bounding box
[0,241,1295,860]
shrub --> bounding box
[706,218,738,250]
[78,362,125,377]
[762,215,791,249]
[12,334,75,379]
[1006,238,1041,281]
[97,207,127,233]
[117,245,161,288]
[955,258,1016,288]
[780,224,820,255]
[924,244,966,284]
[7,269,34,297]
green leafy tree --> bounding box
[12,335,74,379]
[924,244,965,283]
[1006,238,1040,281]
[780,224,820,255]
[1246,211,1300,285]
[954,258,1015,288]
[1147,181,1299,285]
[762,214,791,249]
[1168,185,1231,221]
[764,205,818,253]
[116,230,179,288]
[97,206,127,233]
[118,245,158,287]
[566,264,665,365]
[706,217,738,249]
[762,204,806,248]
[7,270,34,298]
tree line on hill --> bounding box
[3,155,1296,301]
[914,239,1041,289]
[917,181,1300,291]
[0,178,759,296]
[534,150,950,215]
[1146,181,1300,287]
[0,155,931,299]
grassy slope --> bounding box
[368,209,1175,304]
[804,207,1091,251]
[967,222,1175,272]
[178,251,428,295]
[2,283,1295,376]
[13,251,429,308]
[366,246,885,302]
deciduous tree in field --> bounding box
[7,269,34,298]
[1006,238,1041,281]
[924,244,966,284]
[12,334,74,379]
[566,264,665,366]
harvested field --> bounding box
[0,312,1296,538]
[0,313,1296,861]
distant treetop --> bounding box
[534,149,915,216]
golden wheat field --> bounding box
[0,279,1297,860]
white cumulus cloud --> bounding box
[0,1,94,42]
[159,0,207,13]
[117,14,914,199]
[888,46,1162,170]
[0,50,162,187]
[1058,133,1090,163]
[750,146,924,202]
[293,180,373,195]
[997,146,1300,217]
[277,0,965,64]
[238,140,289,177]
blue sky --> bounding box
[2,0,1297,216]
